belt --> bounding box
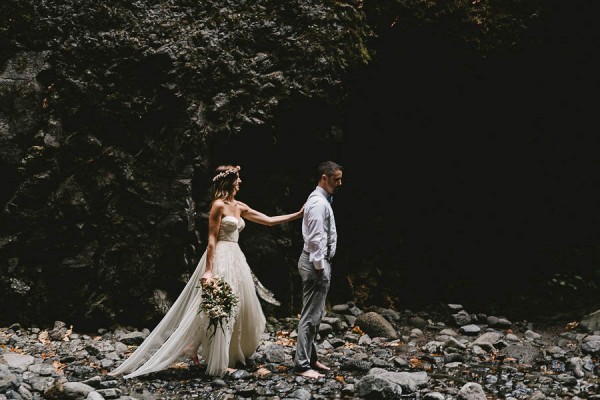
[302,250,331,262]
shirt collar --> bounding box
[315,186,330,200]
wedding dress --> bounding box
[109,216,267,378]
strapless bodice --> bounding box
[217,216,244,242]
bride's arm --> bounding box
[239,201,304,227]
[202,201,225,281]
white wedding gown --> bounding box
[109,216,266,378]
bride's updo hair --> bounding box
[212,165,241,201]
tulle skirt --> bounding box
[108,241,266,378]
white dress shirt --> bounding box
[302,186,337,270]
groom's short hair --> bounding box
[317,161,343,182]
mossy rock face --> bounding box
[2,0,599,327]
[0,0,372,329]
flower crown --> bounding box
[212,165,241,182]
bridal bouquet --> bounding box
[198,276,239,339]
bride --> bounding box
[109,165,303,378]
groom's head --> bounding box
[317,161,343,195]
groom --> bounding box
[293,160,343,379]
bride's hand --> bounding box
[201,271,214,285]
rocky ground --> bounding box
[1,303,600,400]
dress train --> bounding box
[109,216,267,378]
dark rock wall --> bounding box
[0,0,370,329]
[1,0,599,329]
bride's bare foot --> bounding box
[226,367,237,374]
[313,360,331,371]
[191,355,200,367]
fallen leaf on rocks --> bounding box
[336,375,345,383]
[255,367,271,378]
[409,356,423,369]
[565,321,578,330]
[63,325,73,341]
[8,347,24,354]
[38,331,50,345]
[275,338,296,347]
[52,360,66,374]
[171,362,189,369]
[352,326,363,335]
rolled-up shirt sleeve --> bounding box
[304,197,329,270]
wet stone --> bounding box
[96,387,122,398]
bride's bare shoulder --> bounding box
[235,200,250,210]
[210,200,226,213]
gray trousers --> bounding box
[294,251,331,371]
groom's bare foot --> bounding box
[313,361,331,371]
[294,369,324,379]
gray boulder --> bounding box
[580,310,600,333]
[354,312,398,340]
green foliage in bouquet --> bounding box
[198,276,239,339]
